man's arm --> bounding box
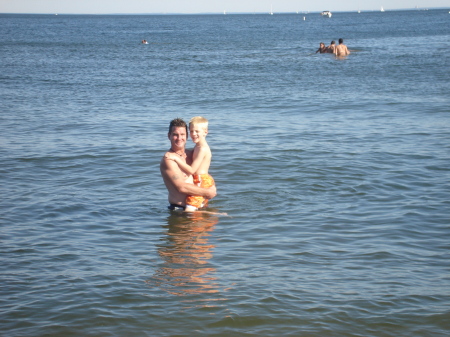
[162,158,216,199]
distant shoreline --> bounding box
[1,7,449,16]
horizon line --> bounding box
[1,7,448,16]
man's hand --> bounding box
[205,185,217,199]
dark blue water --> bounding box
[1,10,450,336]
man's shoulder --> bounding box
[161,150,170,161]
[160,151,174,167]
[160,154,168,169]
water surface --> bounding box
[1,10,449,336]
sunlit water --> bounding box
[1,10,449,336]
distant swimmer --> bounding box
[326,41,336,54]
[315,42,327,54]
[335,38,350,57]
[142,39,149,44]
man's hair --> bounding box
[168,118,188,135]
[331,40,335,44]
[189,116,209,130]
[339,38,344,44]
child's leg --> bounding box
[184,205,198,212]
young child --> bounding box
[165,116,214,212]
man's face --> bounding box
[168,126,187,150]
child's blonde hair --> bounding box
[189,116,209,131]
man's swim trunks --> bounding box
[186,174,215,210]
[168,204,186,211]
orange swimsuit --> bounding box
[186,174,215,209]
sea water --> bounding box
[1,10,449,336]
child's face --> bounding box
[189,123,208,144]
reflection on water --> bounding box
[148,212,221,297]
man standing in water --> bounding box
[160,118,216,210]
[335,38,350,57]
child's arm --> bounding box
[172,156,196,175]
[165,147,207,175]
